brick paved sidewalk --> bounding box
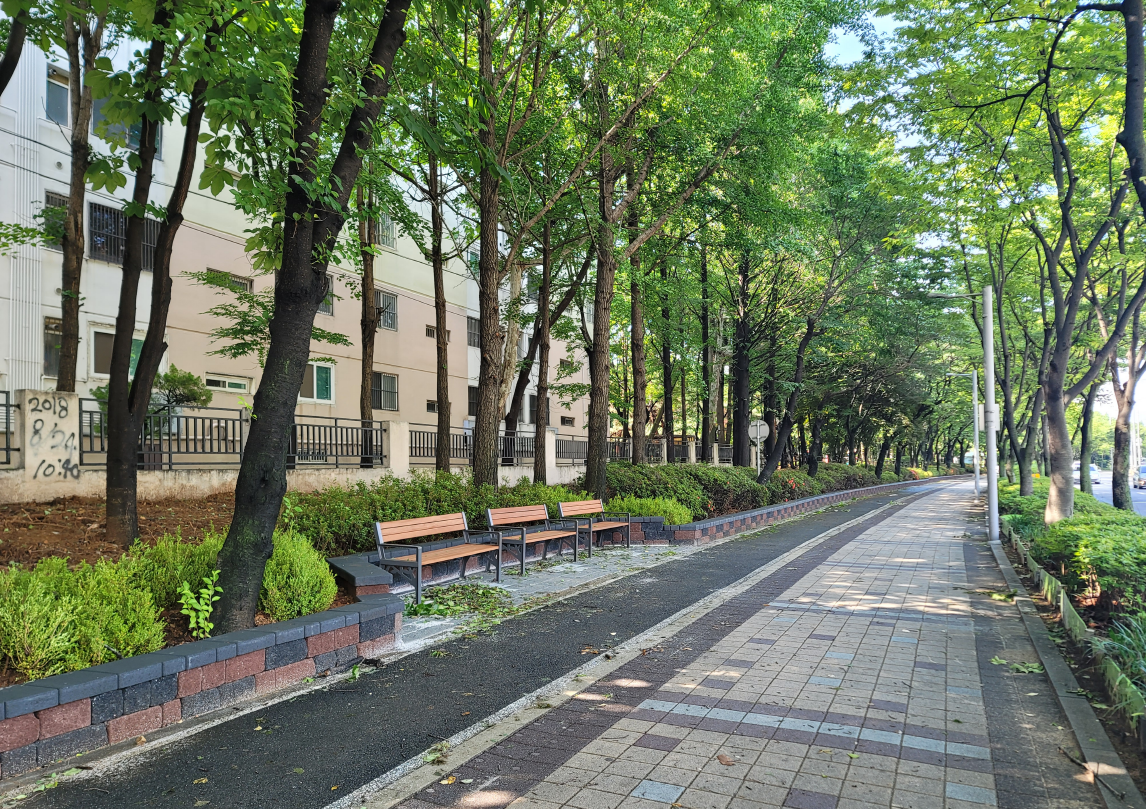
[388,483,1106,809]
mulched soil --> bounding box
[1004,542,1146,794]
[0,493,235,567]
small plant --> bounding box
[178,570,222,639]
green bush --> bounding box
[125,531,224,611]
[282,472,592,557]
[608,495,693,525]
[259,530,338,621]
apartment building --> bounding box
[0,44,590,442]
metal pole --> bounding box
[983,286,999,541]
[972,368,981,499]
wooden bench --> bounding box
[374,513,502,604]
[487,505,582,575]
[558,499,631,554]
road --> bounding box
[1081,469,1146,515]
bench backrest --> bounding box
[375,513,468,545]
[558,499,604,518]
[487,504,550,526]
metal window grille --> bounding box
[89,202,160,270]
[318,293,333,316]
[375,290,397,330]
[372,372,398,411]
[379,214,397,248]
[44,317,62,377]
[468,385,479,417]
[467,317,480,348]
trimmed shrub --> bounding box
[125,531,224,611]
[608,495,693,526]
[260,530,338,621]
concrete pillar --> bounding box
[658,438,668,465]
[545,428,559,482]
[687,441,697,464]
[16,390,83,491]
[385,421,410,478]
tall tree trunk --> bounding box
[894,443,903,477]
[629,180,647,464]
[716,362,725,444]
[533,222,552,484]
[56,18,104,392]
[472,0,502,486]
[0,14,26,97]
[429,148,451,472]
[700,242,711,464]
[679,355,687,451]
[215,0,411,631]
[1078,381,1099,495]
[757,320,814,483]
[731,254,750,466]
[807,412,824,477]
[874,433,891,478]
[358,184,379,466]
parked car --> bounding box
[1135,465,1146,489]
[1073,463,1101,484]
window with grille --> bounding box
[92,96,162,157]
[375,290,397,331]
[89,202,160,270]
[468,385,479,417]
[92,330,142,376]
[528,394,537,425]
[318,291,333,316]
[379,214,397,248]
[426,400,437,413]
[426,325,449,342]
[468,251,479,274]
[43,318,62,377]
[467,316,480,348]
[43,192,67,248]
[372,372,398,411]
[559,358,576,374]
[560,416,575,427]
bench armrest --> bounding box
[380,543,422,562]
[464,529,501,544]
[547,519,580,530]
[601,512,631,521]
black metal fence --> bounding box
[409,424,473,463]
[0,391,14,466]
[608,439,630,462]
[499,432,535,466]
[78,399,386,470]
[718,445,733,464]
[557,435,588,465]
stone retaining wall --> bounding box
[0,594,403,780]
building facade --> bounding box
[0,45,589,450]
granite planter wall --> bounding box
[0,594,403,780]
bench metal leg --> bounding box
[494,547,502,583]
[415,564,422,605]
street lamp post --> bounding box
[929,286,998,541]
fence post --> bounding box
[687,440,697,464]
[16,389,82,492]
[385,421,410,478]
[658,438,668,465]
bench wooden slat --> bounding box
[512,528,576,543]
[419,544,500,564]
[377,513,468,542]
[586,521,627,531]
[559,499,604,517]
[488,505,550,525]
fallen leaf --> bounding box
[461,712,471,716]
[461,779,474,784]
[717,754,735,766]
[254,726,263,731]
[847,753,860,759]
[194,778,208,784]
[135,736,147,746]
[1025,693,1039,696]
[331,785,339,791]
[441,776,457,785]
[194,802,210,807]
[990,656,1008,666]
[293,768,304,774]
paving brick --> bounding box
[37,724,107,763]
[151,674,179,707]
[36,670,119,704]
[181,688,222,718]
[122,681,152,715]
[359,615,394,642]
[225,650,265,683]
[255,670,277,696]
[0,684,58,719]
[275,658,316,689]
[333,625,359,649]
[199,660,226,691]
[265,639,307,670]
[91,690,123,725]
[313,651,337,674]
[0,713,39,753]
[306,629,339,657]
[358,635,396,659]
[161,700,181,727]
[36,698,91,739]
[0,743,38,777]
[335,645,360,668]
[218,676,255,706]
[107,706,162,745]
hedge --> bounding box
[607,494,693,525]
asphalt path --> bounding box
[25,486,933,809]
[1086,470,1146,515]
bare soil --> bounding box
[0,493,235,567]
